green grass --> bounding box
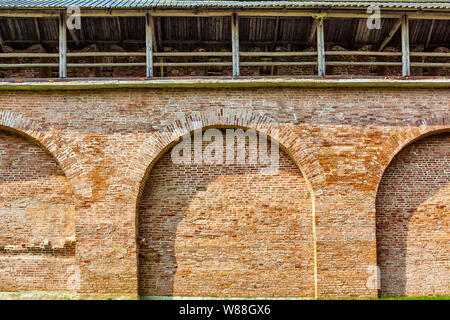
[326,295,450,300]
[375,295,450,300]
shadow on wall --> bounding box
[137,129,315,298]
[376,132,450,297]
[0,129,77,292]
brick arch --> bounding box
[0,111,81,293]
[127,109,326,207]
[373,114,449,195]
[375,129,449,296]
[128,109,325,298]
[0,109,88,199]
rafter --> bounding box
[271,16,280,51]
[378,19,401,52]
[425,19,436,49]
[308,19,318,45]
[34,18,41,43]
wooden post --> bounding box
[316,17,326,77]
[231,12,240,77]
[401,15,410,77]
[146,12,154,78]
[59,12,67,78]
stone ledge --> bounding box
[0,77,449,90]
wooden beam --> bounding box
[0,29,4,47]
[150,10,231,17]
[0,63,59,68]
[116,17,122,45]
[378,19,401,52]
[0,9,449,20]
[316,17,326,77]
[197,17,202,42]
[241,51,316,57]
[425,19,436,49]
[68,28,81,47]
[59,12,67,78]
[231,13,240,77]
[34,18,41,43]
[308,19,319,45]
[151,14,158,53]
[406,11,450,20]
[145,12,154,78]
[237,10,402,19]
[401,15,410,77]
[241,61,317,67]
[0,50,443,59]
[0,53,58,58]
[271,16,280,51]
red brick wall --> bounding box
[376,132,450,297]
[0,129,76,292]
[0,87,447,299]
[138,129,314,298]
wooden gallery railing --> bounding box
[0,10,449,78]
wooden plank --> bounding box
[0,9,449,20]
[0,53,58,58]
[149,10,232,17]
[0,63,59,68]
[231,13,240,77]
[146,12,154,78]
[407,12,450,20]
[327,61,402,66]
[154,52,231,57]
[68,28,81,47]
[197,17,202,42]
[0,10,61,17]
[241,61,317,66]
[34,18,41,43]
[68,52,145,57]
[316,17,326,77]
[425,19,436,49]
[271,16,280,51]
[67,63,146,67]
[378,19,401,52]
[410,62,450,67]
[37,61,450,69]
[153,62,231,67]
[241,51,316,57]
[0,29,4,47]
[0,51,416,59]
[157,17,163,52]
[308,19,319,45]
[237,10,392,18]
[327,51,401,56]
[411,52,450,57]
[401,15,410,77]
[59,12,67,78]
[151,15,158,52]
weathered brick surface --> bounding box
[376,132,449,297]
[0,130,76,292]
[0,87,447,298]
[138,129,314,297]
